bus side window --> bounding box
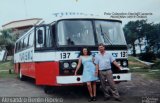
[22,38,25,49]
[15,42,18,52]
[18,41,20,51]
[36,27,45,48]
[20,40,23,51]
[28,32,34,47]
[24,35,28,49]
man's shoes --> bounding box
[104,97,110,101]
[114,98,122,102]
[93,96,97,101]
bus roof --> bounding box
[44,14,122,24]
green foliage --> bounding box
[139,52,156,62]
[0,29,18,55]
[152,60,160,69]
[123,20,160,56]
[0,29,14,46]
[124,20,148,43]
[123,20,149,56]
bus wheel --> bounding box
[44,86,53,94]
[18,69,25,81]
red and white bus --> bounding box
[14,13,131,93]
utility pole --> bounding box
[24,0,28,17]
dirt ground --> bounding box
[0,73,160,103]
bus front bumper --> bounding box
[56,73,131,84]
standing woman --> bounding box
[75,48,98,102]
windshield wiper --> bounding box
[99,25,113,45]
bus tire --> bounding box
[44,86,53,94]
[18,69,25,81]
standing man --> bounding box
[94,43,122,101]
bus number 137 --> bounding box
[60,53,71,59]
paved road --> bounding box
[0,73,160,103]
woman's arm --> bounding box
[95,64,99,76]
[93,56,99,76]
[92,57,95,63]
[74,57,82,75]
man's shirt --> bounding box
[94,52,115,70]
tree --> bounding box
[143,23,160,53]
[0,29,18,55]
[124,19,160,59]
[123,20,153,56]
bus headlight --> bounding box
[122,61,127,67]
[63,62,69,68]
[71,62,77,68]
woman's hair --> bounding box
[79,48,91,57]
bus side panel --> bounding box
[14,62,36,78]
[21,63,29,76]
[28,62,36,78]
[35,62,59,86]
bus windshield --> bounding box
[57,20,95,46]
[95,20,126,45]
[57,20,126,46]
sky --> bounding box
[0,0,160,28]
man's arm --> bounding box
[110,53,122,70]
[113,61,122,70]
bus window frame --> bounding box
[55,19,124,48]
[33,19,127,51]
[54,19,127,51]
[34,24,55,51]
[51,22,57,48]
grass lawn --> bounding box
[0,61,13,70]
[128,56,160,80]
[0,60,17,78]
[0,71,17,78]
[128,56,149,69]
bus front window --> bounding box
[57,20,95,46]
[95,21,126,45]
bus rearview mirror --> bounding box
[37,29,43,44]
